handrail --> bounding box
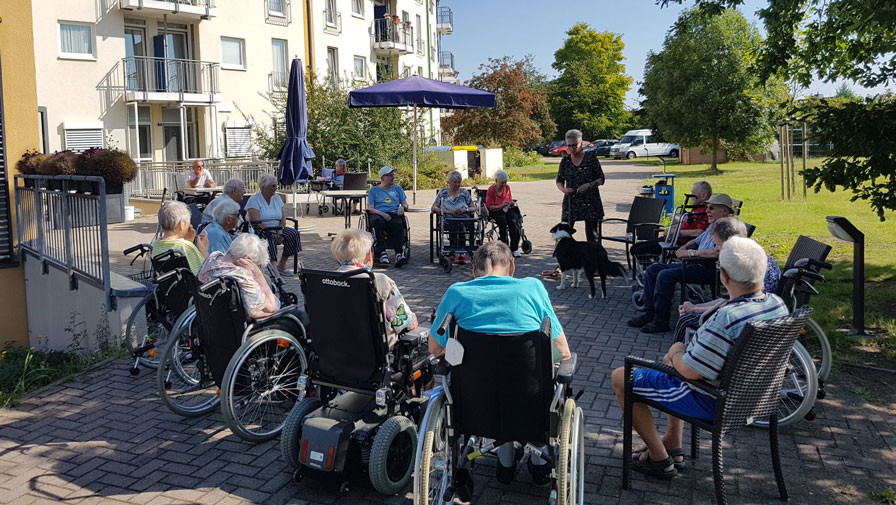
[121,56,220,102]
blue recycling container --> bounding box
[652,174,676,215]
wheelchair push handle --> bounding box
[436,312,454,336]
[794,257,832,271]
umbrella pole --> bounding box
[413,104,418,205]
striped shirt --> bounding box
[683,292,788,382]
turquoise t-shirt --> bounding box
[369,185,407,214]
[432,276,564,348]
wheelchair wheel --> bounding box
[156,315,220,417]
[126,294,170,370]
[281,396,323,469]
[369,415,417,495]
[521,239,533,255]
[631,290,645,310]
[556,398,585,505]
[752,341,818,428]
[439,256,453,274]
[799,317,832,383]
[221,327,309,442]
[414,393,448,505]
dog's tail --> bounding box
[603,257,628,278]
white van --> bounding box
[610,129,680,159]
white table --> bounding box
[320,190,369,229]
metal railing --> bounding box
[323,8,342,35]
[373,18,414,49]
[439,51,455,70]
[135,0,216,6]
[437,6,453,26]
[122,56,220,102]
[269,71,289,92]
[126,160,286,198]
[14,175,114,310]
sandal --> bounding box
[633,446,685,470]
[631,452,678,479]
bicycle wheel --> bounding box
[126,293,171,370]
[156,311,220,417]
[753,341,818,428]
[798,317,832,382]
[414,393,448,505]
[220,326,308,442]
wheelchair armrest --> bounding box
[284,217,298,229]
[556,353,577,384]
[400,326,430,347]
[623,355,720,398]
[431,357,450,376]
[598,218,629,225]
[250,305,298,326]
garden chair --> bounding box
[598,196,667,275]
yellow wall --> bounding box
[0,1,38,347]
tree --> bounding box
[550,24,632,140]
[640,8,786,171]
[441,56,554,149]
[659,0,896,219]
[834,83,856,99]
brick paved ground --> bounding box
[1,160,894,505]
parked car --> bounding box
[550,140,593,157]
[585,139,618,157]
[536,140,565,156]
[610,129,679,159]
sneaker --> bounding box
[527,458,552,487]
[379,253,390,264]
[496,444,523,485]
[457,253,467,264]
[394,253,408,268]
[513,250,521,258]
[627,314,652,328]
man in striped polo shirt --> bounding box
[611,237,788,479]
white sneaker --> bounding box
[380,253,390,264]
[513,250,521,258]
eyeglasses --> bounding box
[566,144,578,148]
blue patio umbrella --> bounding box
[277,58,315,217]
[348,75,496,204]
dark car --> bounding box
[536,140,565,156]
[585,139,618,157]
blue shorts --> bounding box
[632,369,716,421]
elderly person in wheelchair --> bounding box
[246,174,302,276]
[431,170,477,264]
[204,198,240,255]
[202,178,246,224]
[485,169,525,257]
[151,201,209,274]
[368,166,409,267]
[425,241,581,500]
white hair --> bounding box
[335,159,347,167]
[258,174,278,189]
[494,169,509,182]
[694,180,712,199]
[330,228,373,264]
[446,170,463,183]
[710,217,747,243]
[226,233,270,268]
[719,237,767,289]
[213,198,241,225]
[565,129,583,143]
[223,178,245,196]
[158,201,191,232]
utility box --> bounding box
[479,148,503,179]
[652,173,676,215]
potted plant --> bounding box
[15,150,47,187]
[75,148,138,223]
[39,151,78,190]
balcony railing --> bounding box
[323,8,342,35]
[373,18,414,54]
[122,56,220,102]
[439,51,455,70]
[119,0,216,19]
[437,6,453,34]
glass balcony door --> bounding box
[125,27,146,91]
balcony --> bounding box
[372,18,413,55]
[437,6,453,35]
[323,8,342,35]
[119,0,216,21]
[122,57,221,104]
[439,51,456,77]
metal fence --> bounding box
[373,18,414,48]
[779,125,834,159]
[14,175,114,310]
[127,160,287,198]
[122,56,220,102]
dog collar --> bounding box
[554,237,563,246]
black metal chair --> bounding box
[248,217,301,273]
[598,196,667,274]
[622,306,813,505]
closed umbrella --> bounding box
[347,75,495,204]
[277,58,315,219]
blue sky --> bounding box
[440,0,892,108]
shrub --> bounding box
[15,150,47,175]
[77,149,138,184]
[391,151,452,191]
[503,147,542,168]
[39,151,78,175]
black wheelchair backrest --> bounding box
[342,173,368,190]
[152,252,194,316]
[192,275,249,386]
[300,268,389,390]
[449,323,554,444]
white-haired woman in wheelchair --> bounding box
[431,170,477,264]
[485,169,523,257]
[331,228,418,349]
[198,233,280,319]
[205,198,241,255]
[246,174,302,276]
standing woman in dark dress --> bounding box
[555,129,606,241]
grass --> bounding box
[0,346,101,407]
[641,158,896,366]
[872,487,896,505]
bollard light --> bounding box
[825,216,871,336]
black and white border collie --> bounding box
[550,222,627,299]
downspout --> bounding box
[304,0,314,73]
[425,1,434,141]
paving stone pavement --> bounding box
[2,160,894,505]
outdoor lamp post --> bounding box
[826,216,871,335]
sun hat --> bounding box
[705,193,735,212]
[379,166,396,178]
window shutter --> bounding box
[64,128,104,152]
[0,81,15,265]
[225,127,252,157]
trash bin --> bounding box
[652,174,676,215]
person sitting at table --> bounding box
[202,179,246,224]
[151,201,209,274]
[368,166,409,267]
[246,174,301,276]
[431,170,477,264]
[486,169,524,258]
[204,198,240,255]
[334,159,347,188]
[186,160,215,188]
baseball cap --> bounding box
[705,193,735,212]
[379,166,396,178]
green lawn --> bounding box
[504,161,560,182]
[640,159,896,364]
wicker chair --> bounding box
[622,306,813,505]
[598,196,667,274]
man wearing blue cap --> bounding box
[367,166,409,267]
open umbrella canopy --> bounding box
[277,58,315,186]
[347,75,495,109]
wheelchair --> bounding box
[358,210,411,264]
[156,265,309,442]
[413,314,584,505]
[429,189,486,273]
[473,188,533,256]
[280,268,433,495]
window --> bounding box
[327,47,339,84]
[326,0,337,25]
[417,66,423,76]
[63,122,104,152]
[128,106,152,160]
[353,56,366,80]
[58,22,94,59]
[38,107,49,154]
[221,37,246,70]
[351,0,364,17]
[271,39,288,86]
[269,0,285,16]
[225,122,252,158]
